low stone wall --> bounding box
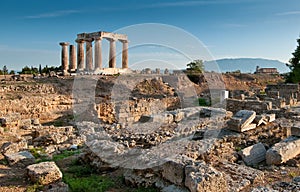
[226,98,272,114]
[97,97,180,124]
[266,84,299,105]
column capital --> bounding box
[119,39,129,43]
[106,37,116,42]
[94,36,102,41]
[85,38,93,42]
[59,42,70,46]
[75,39,85,43]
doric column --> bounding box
[108,38,116,68]
[69,45,77,71]
[94,37,102,70]
[121,40,128,69]
[59,42,70,74]
[85,39,93,71]
[76,39,85,71]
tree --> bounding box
[39,64,42,74]
[9,70,15,75]
[186,59,205,73]
[3,65,8,79]
[286,36,300,83]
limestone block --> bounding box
[266,136,300,165]
[0,140,28,155]
[162,156,192,186]
[291,126,300,137]
[265,114,276,122]
[238,143,266,166]
[5,150,35,166]
[253,115,267,126]
[185,162,228,192]
[27,161,62,185]
[227,110,256,132]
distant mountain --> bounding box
[204,58,290,74]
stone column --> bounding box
[121,40,128,69]
[108,38,116,68]
[69,45,77,72]
[94,37,102,70]
[76,39,85,71]
[85,39,93,71]
[59,42,70,75]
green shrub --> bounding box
[198,98,210,106]
[64,174,114,192]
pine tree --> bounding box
[286,37,300,83]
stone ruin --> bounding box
[226,83,300,114]
[1,75,300,191]
[60,31,129,75]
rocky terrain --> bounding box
[0,73,299,192]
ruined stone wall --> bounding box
[266,84,299,105]
[97,97,180,124]
[226,98,272,114]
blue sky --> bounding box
[1,0,300,71]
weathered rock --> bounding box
[31,118,40,126]
[291,126,300,137]
[161,184,189,192]
[266,136,300,165]
[0,140,28,155]
[250,186,278,192]
[27,161,62,185]
[238,143,266,166]
[227,110,256,132]
[5,150,35,166]
[44,182,69,192]
[162,156,192,186]
[185,162,228,192]
[0,113,21,127]
[20,118,32,129]
[217,161,264,192]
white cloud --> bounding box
[24,10,81,19]
[276,11,300,16]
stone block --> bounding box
[227,110,256,132]
[5,150,35,167]
[238,143,266,166]
[253,115,268,127]
[266,136,300,165]
[291,126,300,137]
[0,140,28,155]
[27,161,63,185]
[162,160,185,185]
[265,114,275,122]
[185,162,228,192]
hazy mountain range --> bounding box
[204,58,290,74]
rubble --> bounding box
[185,161,228,192]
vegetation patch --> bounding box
[52,150,80,161]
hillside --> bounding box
[204,58,290,73]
